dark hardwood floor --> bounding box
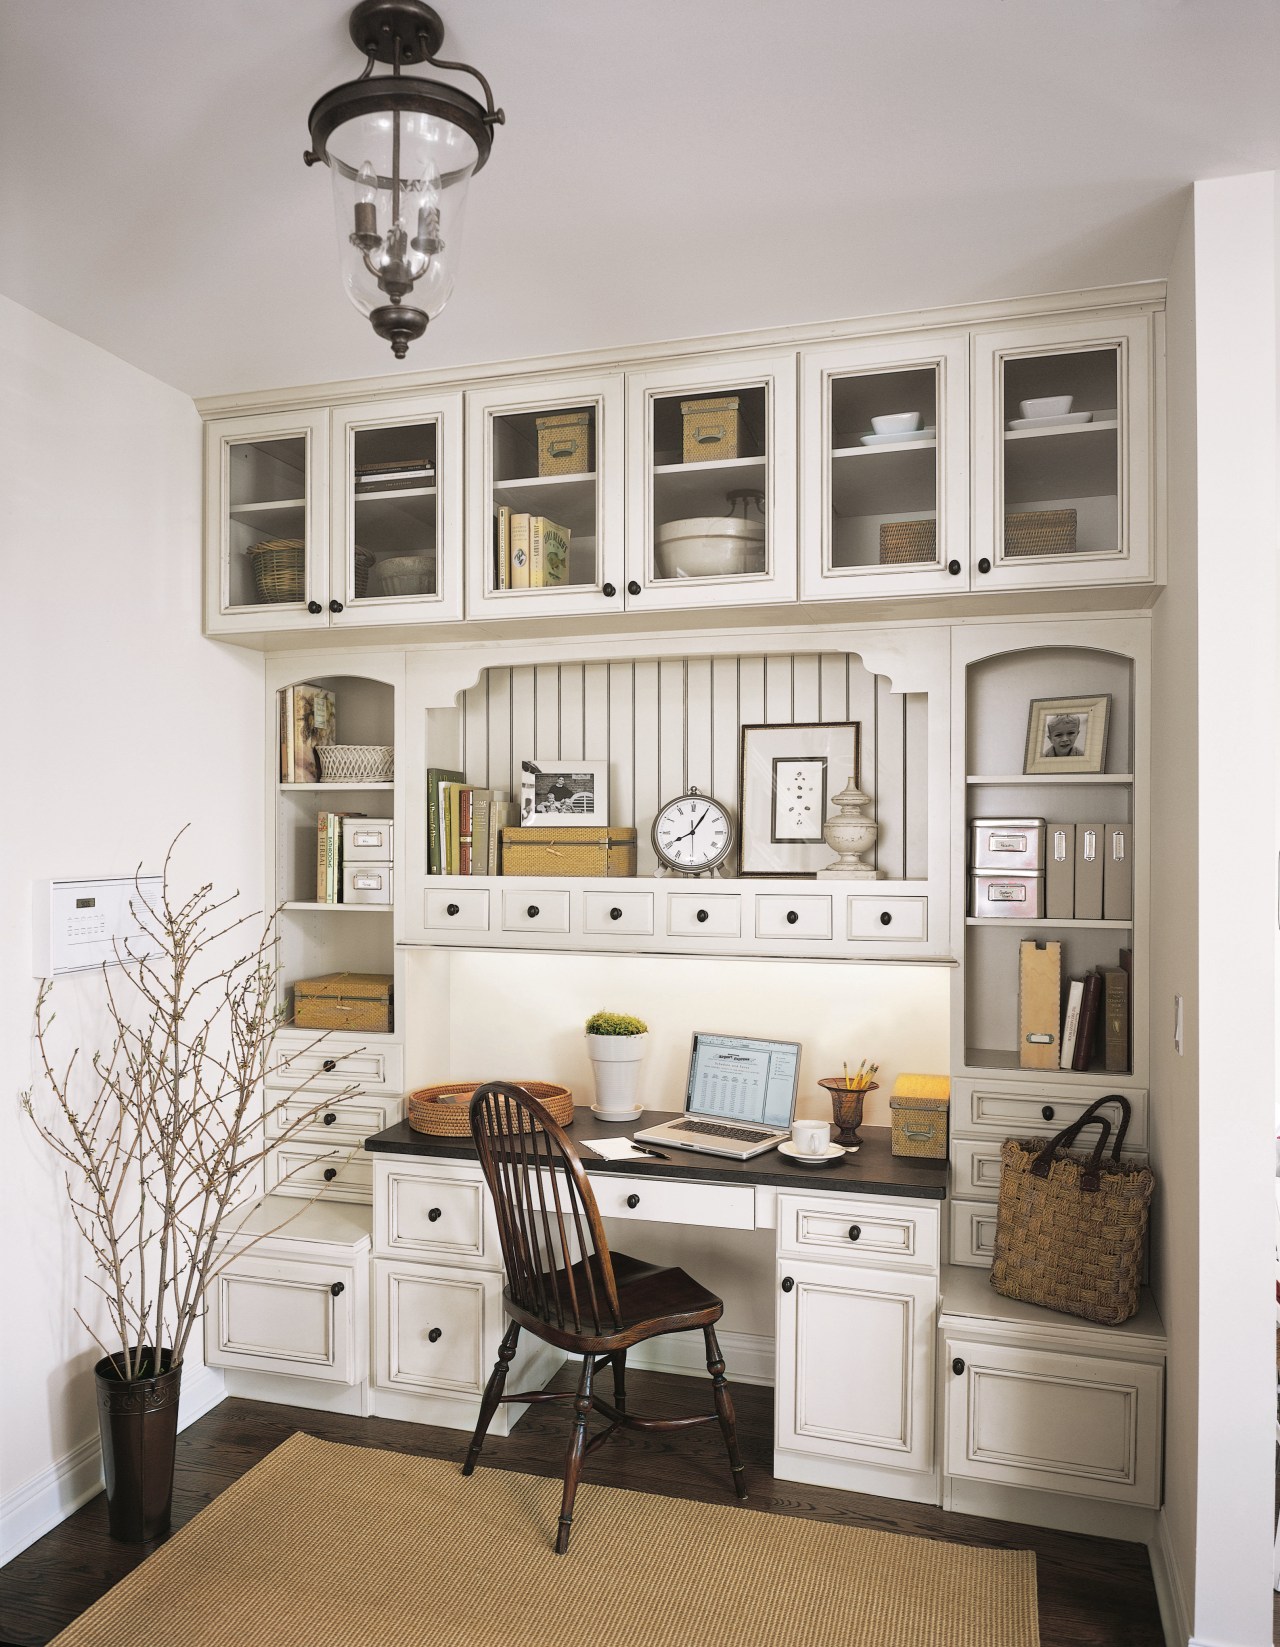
[0,1368,1164,1647]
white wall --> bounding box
[0,295,263,1558]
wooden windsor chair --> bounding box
[462,1080,748,1554]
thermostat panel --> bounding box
[33,876,163,977]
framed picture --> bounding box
[1023,694,1112,775]
[519,758,609,827]
[738,722,862,877]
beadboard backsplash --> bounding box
[454,652,928,878]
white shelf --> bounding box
[1004,417,1118,443]
[964,1047,1133,1081]
[832,439,937,459]
[491,472,597,536]
[282,901,393,914]
[354,484,436,501]
[230,499,307,537]
[652,454,765,478]
[965,917,1133,930]
[966,774,1134,786]
[279,782,394,793]
[231,496,305,514]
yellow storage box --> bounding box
[889,1073,950,1159]
[500,826,638,877]
[293,972,393,1034]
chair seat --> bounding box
[505,1249,724,1352]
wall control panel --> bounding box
[33,876,163,977]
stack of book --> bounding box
[314,811,366,902]
[493,509,571,590]
[427,769,518,875]
[355,457,434,494]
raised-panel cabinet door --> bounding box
[329,392,464,626]
[374,1259,498,1397]
[972,313,1155,590]
[204,1254,356,1382]
[776,1259,935,1472]
[204,408,330,636]
[624,351,798,614]
[799,332,969,601]
[465,373,625,620]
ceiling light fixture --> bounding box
[305,0,504,359]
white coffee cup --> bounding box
[791,1119,831,1156]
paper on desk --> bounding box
[579,1137,657,1161]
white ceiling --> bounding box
[1,0,1277,400]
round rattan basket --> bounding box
[247,538,305,603]
[407,1081,574,1136]
[316,744,394,783]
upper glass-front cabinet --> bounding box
[625,352,797,613]
[465,373,624,620]
[972,315,1153,589]
[799,333,969,601]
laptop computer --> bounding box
[633,1032,801,1160]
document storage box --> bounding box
[500,827,638,878]
[970,873,1044,919]
[1074,823,1104,920]
[971,819,1046,873]
[890,1074,951,1159]
[1018,940,1062,1070]
[293,972,393,1033]
[342,864,393,905]
[342,819,393,861]
[1045,824,1076,920]
[1103,824,1133,920]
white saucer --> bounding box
[777,1139,846,1166]
[1007,411,1093,430]
[589,1104,644,1123]
[860,427,936,447]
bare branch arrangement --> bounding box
[22,832,360,1382]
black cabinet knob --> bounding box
[307,599,323,614]
[428,1327,442,1343]
[879,911,892,926]
[696,909,709,924]
[602,582,616,598]
[428,1207,442,1222]
[977,557,992,575]
[786,910,799,925]
[322,1112,337,1127]
[330,1281,345,1297]
[527,904,540,919]
[446,902,460,916]
[627,580,641,596]
[322,1059,337,1073]
[323,1167,338,1181]
[609,907,623,921]
[952,1357,966,1376]
[329,598,344,613]
[626,1193,641,1209]
[947,560,962,576]
[781,1276,795,1293]
[1041,1105,1055,1121]
[848,1224,861,1242]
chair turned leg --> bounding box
[610,1349,628,1414]
[463,1320,520,1476]
[704,1324,748,1500]
[555,1353,595,1555]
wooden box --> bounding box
[500,826,638,878]
[536,410,591,476]
[680,396,741,463]
[293,972,393,1033]
[1004,507,1077,558]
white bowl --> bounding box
[870,412,921,435]
[1019,395,1073,419]
[655,517,765,579]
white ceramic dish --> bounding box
[1019,395,1073,419]
[1007,412,1094,431]
[589,1103,643,1122]
[859,427,936,447]
[655,517,766,579]
[870,412,921,435]
[777,1139,846,1166]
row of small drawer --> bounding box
[265,1088,405,1205]
[424,885,927,943]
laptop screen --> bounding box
[686,1033,801,1129]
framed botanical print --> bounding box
[738,721,862,876]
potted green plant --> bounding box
[584,1011,649,1121]
[22,838,356,1544]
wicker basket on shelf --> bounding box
[374,554,434,597]
[879,519,937,565]
[1004,508,1077,558]
[247,538,305,603]
[407,1081,574,1136]
[316,744,394,783]
[353,548,375,599]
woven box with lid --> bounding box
[889,1073,950,1159]
[500,827,637,878]
[1004,507,1077,558]
[879,519,936,566]
[680,396,741,463]
[535,410,592,476]
[293,972,393,1033]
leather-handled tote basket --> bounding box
[990,1095,1155,1325]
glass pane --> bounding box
[351,421,438,602]
[828,367,939,572]
[227,435,306,609]
[489,404,598,594]
[650,385,768,582]
[1001,348,1120,559]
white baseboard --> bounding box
[625,1329,774,1388]
[1,1361,226,1568]
[1149,1509,1192,1647]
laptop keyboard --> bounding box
[671,1119,773,1144]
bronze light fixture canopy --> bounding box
[305,0,504,359]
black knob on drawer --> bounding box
[329,598,344,613]
[323,1167,338,1182]
[786,910,799,925]
[323,1059,337,1073]
[602,582,616,598]
[307,599,323,614]
[626,1193,641,1209]
[977,558,991,574]
[428,1327,442,1343]
[428,1207,442,1222]
[627,580,642,596]
[947,560,962,576]
[696,908,709,924]
[781,1276,795,1293]
[952,1357,966,1376]
[848,1224,861,1242]
[1041,1105,1055,1121]
[879,911,892,926]
[609,907,623,921]
[446,902,460,916]
[330,1281,345,1296]
[527,904,540,919]
[322,1112,337,1126]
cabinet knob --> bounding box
[1041,1105,1055,1122]
[428,1327,442,1343]
[323,1167,338,1181]
[329,598,344,613]
[947,560,962,576]
[322,1059,337,1073]
[848,1224,861,1242]
[627,580,641,596]
[527,904,540,919]
[696,908,709,924]
[977,558,991,575]
[602,582,616,598]
[786,910,799,925]
[428,1207,442,1222]
[626,1193,641,1209]
[609,907,623,921]
[879,911,892,926]
[446,902,460,916]
[307,599,323,614]
[952,1357,966,1376]
[780,1276,795,1293]
[323,1112,337,1126]
[330,1281,345,1297]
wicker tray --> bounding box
[317,744,394,783]
[247,538,304,603]
[407,1081,574,1135]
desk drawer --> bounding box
[583,890,654,936]
[374,1160,495,1267]
[266,1142,372,1204]
[755,894,832,941]
[269,1041,403,1094]
[956,1080,1149,1150]
[848,896,927,941]
[778,1194,939,1272]
[667,893,742,939]
[425,887,491,933]
[502,888,571,934]
[593,1174,755,1231]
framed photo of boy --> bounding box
[519,759,609,827]
[1023,694,1112,775]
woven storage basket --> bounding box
[879,519,937,566]
[374,554,434,597]
[680,396,741,463]
[536,410,591,476]
[407,1081,573,1136]
[1004,507,1077,558]
[990,1095,1154,1325]
[293,972,393,1033]
[353,548,375,599]
[500,827,638,878]
[317,744,394,783]
[248,539,305,603]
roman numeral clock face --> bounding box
[651,789,735,873]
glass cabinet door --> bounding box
[799,334,969,600]
[205,409,329,634]
[973,315,1153,590]
[465,374,624,619]
[330,392,463,626]
[624,352,797,613]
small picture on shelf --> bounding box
[1023,694,1111,776]
[519,759,609,826]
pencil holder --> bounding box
[819,1079,878,1146]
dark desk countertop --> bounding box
[364,1113,947,1200]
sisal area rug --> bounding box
[52,1433,1039,1647]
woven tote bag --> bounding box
[990,1095,1154,1325]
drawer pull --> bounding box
[626,1194,641,1209]
[879,911,892,927]
[952,1357,966,1376]
[323,1167,338,1182]
[322,1059,337,1073]
[527,904,540,919]
[609,907,623,921]
[696,909,709,924]
[1041,1105,1055,1122]
[428,1327,443,1343]
[446,902,460,917]
[323,1112,337,1126]
[786,910,799,925]
[781,1276,795,1293]
[848,1224,861,1242]
[428,1207,442,1222]
[330,1281,345,1297]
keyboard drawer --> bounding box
[591,1174,756,1231]
[777,1193,939,1272]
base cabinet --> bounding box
[374,1259,497,1400]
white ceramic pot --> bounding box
[655,518,765,580]
[585,1032,648,1120]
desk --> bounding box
[364,1117,948,1503]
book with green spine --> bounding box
[530,516,571,587]
[427,768,463,874]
